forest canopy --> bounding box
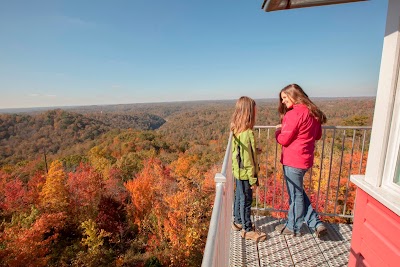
[0,97,375,266]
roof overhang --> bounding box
[262,0,367,12]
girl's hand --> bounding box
[276,124,282,130]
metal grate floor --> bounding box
[229,216,352,267]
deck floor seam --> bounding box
[283,234,296,266]
[306,225,331,267]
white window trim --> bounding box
[382,63,400,194]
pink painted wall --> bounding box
[349,188,400,267]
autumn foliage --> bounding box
[0,99,374,266]
[0,129,220,267]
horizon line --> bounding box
[0,95,376,113]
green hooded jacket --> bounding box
[232,129,259,186]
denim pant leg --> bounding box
[303,189,322,229]
[235,178,253,232]
[283,166,307,233]
[233,179,242,224]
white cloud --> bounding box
[54,15,96,28]
[28,93,57,98]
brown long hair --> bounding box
[278,84,327,124]
[230,96,256,134]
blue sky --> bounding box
[0,0,388,108]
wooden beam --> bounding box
[262,0,367,12]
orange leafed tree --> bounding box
[39,160,68,213]
[163,189,208,265]
[124,158,173,229]
[163,161,216,266]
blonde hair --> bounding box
[278,84,327,124]
[230,96,256,134]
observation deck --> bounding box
[202,125,371,267]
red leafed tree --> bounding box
[0,212,67,267]
[104,167,129,203]
[67,163,103,223]
[95,196,127,242]
[24,172,46,207]
[258,148,365,223]
[258,169,289,218]
[0,170,12,210]
[3,178,27,214]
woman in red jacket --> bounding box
[275,84,328,237]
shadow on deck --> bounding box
[229,216,352,267]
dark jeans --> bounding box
[283,165,322,233]
[233,178,253,232]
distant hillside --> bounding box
[0,97,375,166]
[86,112,166,130]
[0,109,165,165]
[157,97,375,148]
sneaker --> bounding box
[232,222,255,231]
[316,224,327,238]
[241,230,267,242]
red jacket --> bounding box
[275,104,322,169]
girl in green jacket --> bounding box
[231,96,266,242]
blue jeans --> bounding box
[233,178,253,232]
[283,165,321,233]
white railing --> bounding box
[201,132,233,267]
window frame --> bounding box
[382,40,400,194]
